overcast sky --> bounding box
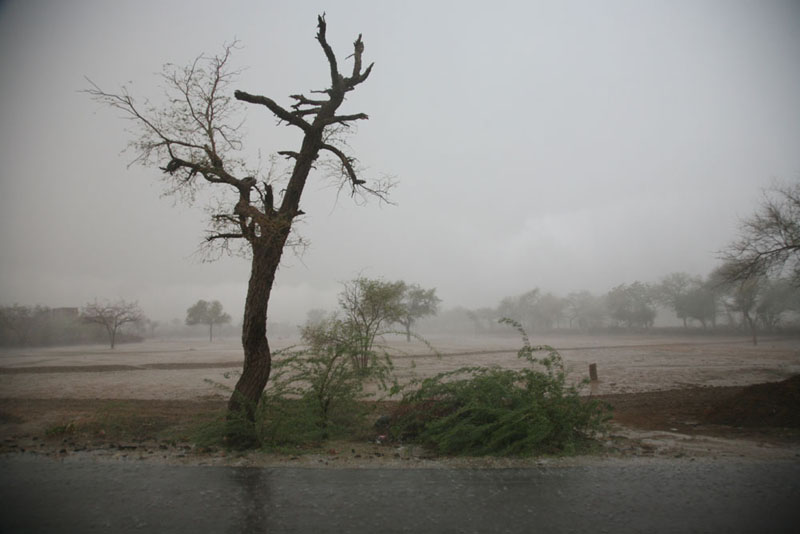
[1,0,799,324]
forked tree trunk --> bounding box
[227,240,285,429]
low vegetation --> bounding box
[199,316,401,450]
[391,320,610,456]
[194,319,609,457]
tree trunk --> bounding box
[209,322,213,342]
[401,318,412,342]
[226,239,285,445]
[743,312,758,346]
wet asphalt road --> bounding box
[1,455,799,533]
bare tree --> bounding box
[722,180,800,285]
[81,300,144,349]
[86,16,390,440]
[186,300,232,342]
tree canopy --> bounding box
[186,300,232,342]
[397,283,441,341]
[338,277,406,368]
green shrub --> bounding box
[391,319,610,456]
[199,320,399,450]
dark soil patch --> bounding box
[2,378,799,458]
[705,374,800,428]
[599,375,800,444]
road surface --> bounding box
[2,454,798,533]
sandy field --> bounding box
[1,332,799,401]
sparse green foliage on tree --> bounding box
[338,277,406,368]
[297,317,396,432]
[186,300,232,342]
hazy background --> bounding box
[1,0,799,325]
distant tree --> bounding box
[497,289,569,333]
[497,289,541,334]
[397,284,440,341]
[533,292,566,331]
[143,318,160,338]
[87,16,390,442]
[186,300,232,342]
[754,278,799,332]
[606,282,656,329]
[0,304,45,346]
[338,277,405,368]
[653,272,699,328]
[680,278,719,329]
[565,291,606,331]
[466,307,500,335]
[418,306,474,336]
[722,180,800,285]
[711,263,763,344]
[81,300,144,349]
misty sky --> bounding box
[1,0,799,324]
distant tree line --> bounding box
[419,181,800,344]
[0,300,147,348]
[418,270,800,342]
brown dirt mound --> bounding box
[705,374,800,428]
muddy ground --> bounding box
[1,333,799,467]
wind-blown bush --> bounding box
[203,318,399,450]
[392,319,610,456]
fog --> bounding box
[1,0,799,325]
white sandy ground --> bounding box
[1,333,799,401]
[2,333,800,466]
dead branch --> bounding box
[234,91,311,131]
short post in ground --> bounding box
[589,363,598,382]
